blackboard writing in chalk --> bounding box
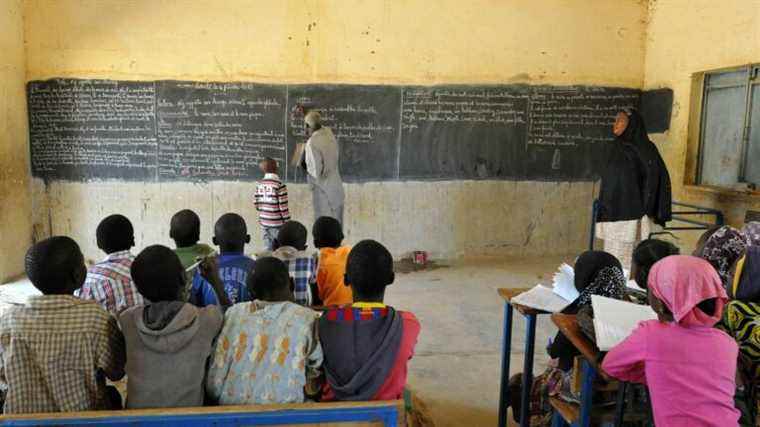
[286,85,401,182]
[27,79,157,181]
[400,86,529,179]
[157,81,287,181]
[525,86,641,180]
[27,79,666,183]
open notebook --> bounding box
[511,285,573,313]
[592,295,658,351]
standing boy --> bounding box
[254,157,290,251]
[0,237,126,413]
[120,245,225,409]
[313,216,352,306]
[76,214,145,315]
[270,221,317,306]
[190,213,256,306]
[319,240,420,401]
[206,257,323,405]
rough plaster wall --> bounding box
[644,0,760,231]
[0,0,33,281]
[21,0,645,264]
[31,180,595,262]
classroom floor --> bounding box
[0,255,570,427]
[386,255,570,427]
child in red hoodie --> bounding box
[318,240,420,401]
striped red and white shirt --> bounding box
[254,173,291,228]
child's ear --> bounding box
[290,277,295,293]
[212,236,219,246]
[343,273,351,288]
[387,272,395,286]
[245,234,251,244]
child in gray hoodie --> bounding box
[119,245,227,409]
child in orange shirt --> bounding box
[313,216,352,306]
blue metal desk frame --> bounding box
[0,405,400,426]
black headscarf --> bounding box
[598,110,672,226]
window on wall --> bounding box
[698,65,760,188]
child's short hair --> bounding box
[247,257,290,298]
[96,214,134,254]
[312,216,344,248]
[346,240,394,299]
[632,239,680,289]
[262,157,278,174]
[214,213,248,245]
[131,245,184,302]
[25,236,84,294]
[277,221,308,250]
[170,209,201,247]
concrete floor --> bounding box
[386,255,571,427]
[0,255,571,426]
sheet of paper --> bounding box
[511,285,572,313]
[626,279,646,293]
[552,263,578,302]
[0,282,41,306]
[592,295,658,351]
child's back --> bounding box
[313,217,353,306]
[272,246,316,306]
[319,305,420,401]
[120,245,223,409]
[2,237,125,414]
[206,258,322,405]
[170,210,215,300]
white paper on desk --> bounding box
[592,295,657,351]
[0,282,41,306]
[552,263,578,302]
[511,285,572,313]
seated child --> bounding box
[170,209,215,300]
[190,213,255,306]
[313,216,352,306]
[508,251,627,424]
[206,257,323,404]
[271,221,317,306]
[0,237,125,413]
[694,225,747,289]
[119,245,224,409]
[603,255,740,426]
[254,157,290,251]
[319,240,420,401]
[76,214,145,315]
[630,239,680,290]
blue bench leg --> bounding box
[498,303,514,427]
[578,359,597,427]
[519,313,537,427]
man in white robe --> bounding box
[303,110,345,224]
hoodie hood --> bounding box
[319,307,403,401]
[135,302,201,353]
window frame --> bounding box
[696,64,760,187]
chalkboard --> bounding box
[27,79,657,183]
[27,79,157,181]
[157,81,286,181]
[640,88,674,133]
[286,85,401,182]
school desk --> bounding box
[497,287,550,427]
[0,400,404,427]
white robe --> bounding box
[305,127,345,223]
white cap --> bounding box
[305,110,321,128]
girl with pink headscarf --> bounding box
[602,255,740,427]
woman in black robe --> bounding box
[596,109,672,270]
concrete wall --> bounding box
[0,0,33,281]
[644,0,760,232]
[19,0,647,262]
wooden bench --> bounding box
[0,400,405,426]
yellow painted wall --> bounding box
[0,0,33,281]
[24,0,646,86]
[645,0,760,229]
[15,0,649,264]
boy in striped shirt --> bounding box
[254,158,290,251]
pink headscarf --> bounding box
[648,255,728,327]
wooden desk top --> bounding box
[551,313,611,381]
[497,287,548,315]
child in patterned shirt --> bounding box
[206,257,323,404]
[270,221,317,306]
